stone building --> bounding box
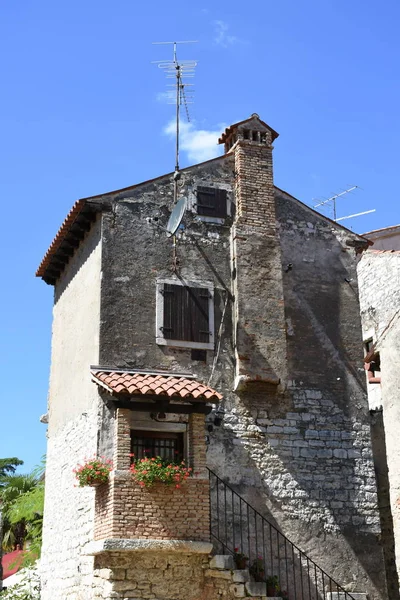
[37,114,389,600]
[358,231,400,595]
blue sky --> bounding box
[0,0,399,473]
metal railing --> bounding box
[209,469,355,600]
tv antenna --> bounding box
[153,40,197,204]
[313,185,376,223]
[314,186,359,221]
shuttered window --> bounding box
[161,284,211,343]
[196,187,227,218]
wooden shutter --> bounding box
[197,187,227,218]
[162,283,210,343]
[189,287,211,343]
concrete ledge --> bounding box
[84,538,213,556]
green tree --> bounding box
[0,459,23,481]
[1,474,40,552]
[0,458,24,589]
[0,460,44,568]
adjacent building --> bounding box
[358,227,400,596]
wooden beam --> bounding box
[113,399,211,415]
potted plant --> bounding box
[250,556,266,582]
[130,455,192,488]
[74,457,112,487]
[233,547,248,569]
[266,575,280,596]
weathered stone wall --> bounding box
[378,315,400,586]
[370,410,400,600]
[358,249,400,592]
[41,413,98,599]
[41,218,103,599]
[91,550,255,600]
[95,156,387,598]
[92,550,208,600]
[358,249,400,342]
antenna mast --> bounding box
[153,41,197,202]
[313,185,376,226]
[314,186,359,221]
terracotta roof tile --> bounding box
[91,370,222,402]
[36,199,86,278]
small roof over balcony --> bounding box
[91,368,222,414]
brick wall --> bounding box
[95,473,210,541]
[232,135,287,387]
[95,409,210,542]
[234,139,275,236]
[188,413,208,478]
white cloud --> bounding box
[156,91,174,104]
[213,20,240,47]
[164,120,225,163]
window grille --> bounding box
[130,430,184,462]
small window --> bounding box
[156,280,214,350]
[131,430,184,461]
[364,339,381,384]
[196,186,227,219]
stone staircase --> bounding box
[206,555,282,599]
[205,556,369,600]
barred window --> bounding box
[130,430,184,462]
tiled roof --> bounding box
[218,113,279,144]
[363,224,400,236]
[91,370,222,401]
[36,199,101,284]
[36,199,86,278]
[367,249,400,254]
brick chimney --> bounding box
[219,114,287,390]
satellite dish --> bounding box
[166,197,187,237]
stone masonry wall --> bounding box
[358,249,400,592]
[97,149,387,598]
[92,551,259,600]
[378,315,400,589]
[358,249,400,339]
[41,412,98,600]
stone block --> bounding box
[232,569,250,583]
[209,555,235,570]
[326,593,367,600]
[112,580,138,592]
[205,569,232,580]
[246,581,267,596]
[230,583,246,597]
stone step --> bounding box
[209,554,235,570]
[246,581,267,597]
